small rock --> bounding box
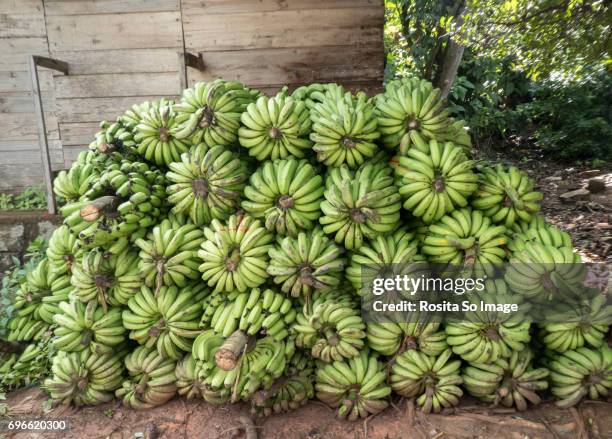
[560,188,590,201]
[588,178,606,194]
[557,181,571,191]
[595,223,611,230]
[543,176,563,182]
[578,169,601,178]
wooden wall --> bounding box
[0,0,384,189]
[0,0,62,191]
[44,0,185,164]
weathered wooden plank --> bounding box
[46,12,183,51]
[0,0,42,14]
[0,112,59,141]
[0,149,64,166]
[44,0,179,15]
[187,45,383,88]
[0,164,45,189]
[0,93,54,113]
[55,95,171,123]
[0,139,62,152]
[182,0,381,15]
[58,122,102,146]
[0,37,49,71]
[62,144,89,166]
[0,71,54,93]
[53,72,181,98]
[184,7,384,51]
[0,13,46,38]
[49,48,180,75]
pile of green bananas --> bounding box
[70,247,141,310]
[175,354,207,400]
[239,91,311,160]
[375,77,451,150]
[310,84,380,167]
[122,284,207,359]
[198,214,274,292]
[133,98,190,166]
[549,346,611,408]
[173,79,255,146]
[394,136,477,223]
[538,295,610,353]
[53,150,97,203]
[166,143,248,225]
[90,119,137,158]
[267,229,345,297]
[472,164,542,227]
[463,348,549,410]
[291,83,329,109]
[294,290,366,362]
[242,159,324,236]
[320,163,401,249]
[116,346,177,409]
[422,208,507,275]
[44,349,124,406]
[53,300,126,354]
[508,221,572,251]
[390,349,463,413]
[366,322,448,357]
[0,338,53,390]
[135,214,204,289]
[192,330,293,402]
[199,288,295,340]
[315,350,390,420]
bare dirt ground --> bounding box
[4,386,612,439]
[3,149,611,439]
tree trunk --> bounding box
[435,1,466,99]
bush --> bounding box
[0,187,47,211]
[516,72,612,161]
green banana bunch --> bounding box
[294,290,366,362]
[175,354,207,400]
[90,119,137,158]
[13,258,72,325]
[394,135,477,223]
[173,79,255,146]
[116,346,177,409]
[198,214,274,293]
[133,98,189,166]
[238,91,312,160]
[53,150,98,203]
[345,228,419,293]
[6,315,49,342]
[390,348,463,413]
[375,77,451,150]
[121,100,153,129]
[135,215,204,289]
[310,84,380,167]
[53,300,126,354]
[462,348,549,410]
[122,284,208,359]
[192,329,293,402]
[242,159,324,236]
[291,83,329,109]
[472,164,543,227]
[549,345,612,408]
[508,221,573,252]
[320,163,401,250]
[0,336,54,389]
[440,118,472,153]
[505,241,585,302]
[538,294,610,353]
[445,294,531,363]
[366,321,448,357]
[46,225,79,276]
[199,288,295,341]
[267,228,345,297]
[315,350,390,420]
[422,208,507,275]
[509,214,546,235]
[71,247,141,311]
[250,365,314,418]
[166,143,248,225]
[44,349,124,406]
